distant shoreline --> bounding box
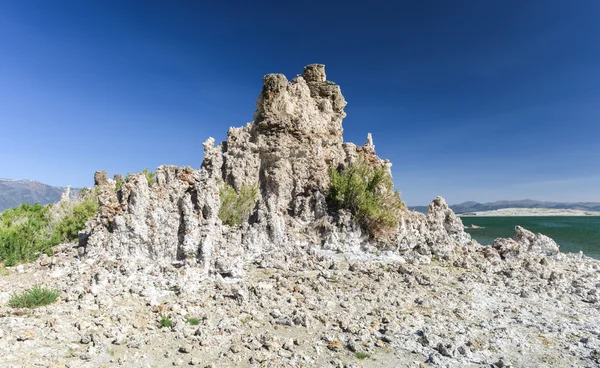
[458,208,600,217]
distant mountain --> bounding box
[0,178,78,212]
[410,200,600,214]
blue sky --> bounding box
[1,0,599,205]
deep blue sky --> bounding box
[1,1,599,205]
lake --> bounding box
[462,216,600,259]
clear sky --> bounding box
[1,1,599,206]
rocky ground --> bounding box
[1,238,600,368]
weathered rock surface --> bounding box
[493,225,560,259]
[1,231,599,367]
[81,65,473,278]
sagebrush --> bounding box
[328,157,404,240]
[9,286,59,308]
[0,190,98,266]
[218,182,258,226]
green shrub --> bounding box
[52,197,98,244]
[354,351,370,360]
[186,317,201,325]
[115,180,124,192]
[218,182,258,226]
[328,156,404,240]
[0,191,98,266]
[159,314,173,328]
[9,286,59,308]
[0,203,53,266]
[142,168,156,186]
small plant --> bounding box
[240,316,251,324]
[159,314,173,328]
[186,317,201,325]
[354,351,370,360]
[218,182,258,226]
[9,286,59,308]
[142,168,156,186]
[328,156,404,241]
[115,180,124,192]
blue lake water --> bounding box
[462,216,600,259]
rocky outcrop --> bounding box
[492,225,560,259]
[82,65,473,277]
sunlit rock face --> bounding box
[82,65,472,277]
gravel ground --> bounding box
[1,243,599,368]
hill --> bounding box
[0,178,77,212]
[410,199,600,214]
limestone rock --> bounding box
[493,226,559,259]
[94,171,108,186]
[81,65,474,277]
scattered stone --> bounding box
[179,344,192,354]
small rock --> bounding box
[282,339,294,351]
[327,340,343,352]
[112,334,127,345]
[80,334,92,345]
[494,356,511,368]
[346,341,357,352]
[179,344,192,354]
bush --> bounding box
[0,190,98,266]
[328,156,404,240]
[9,286,59,308]
[0,203,53,266]
[218,182,258,226]
[52,194,99,243]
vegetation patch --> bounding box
[218,181,258,226]
[328,156,404,240]
[159,314,173,328]
[354,351,371,360]
[9,286,59,308]
[0,190,98,266]
[51,194,99,244]
[186,317,201,325]
[142,168,156,186]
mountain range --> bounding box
[0,178,78,212]
[411,199,600,214]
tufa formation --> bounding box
[82,65,472,277]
